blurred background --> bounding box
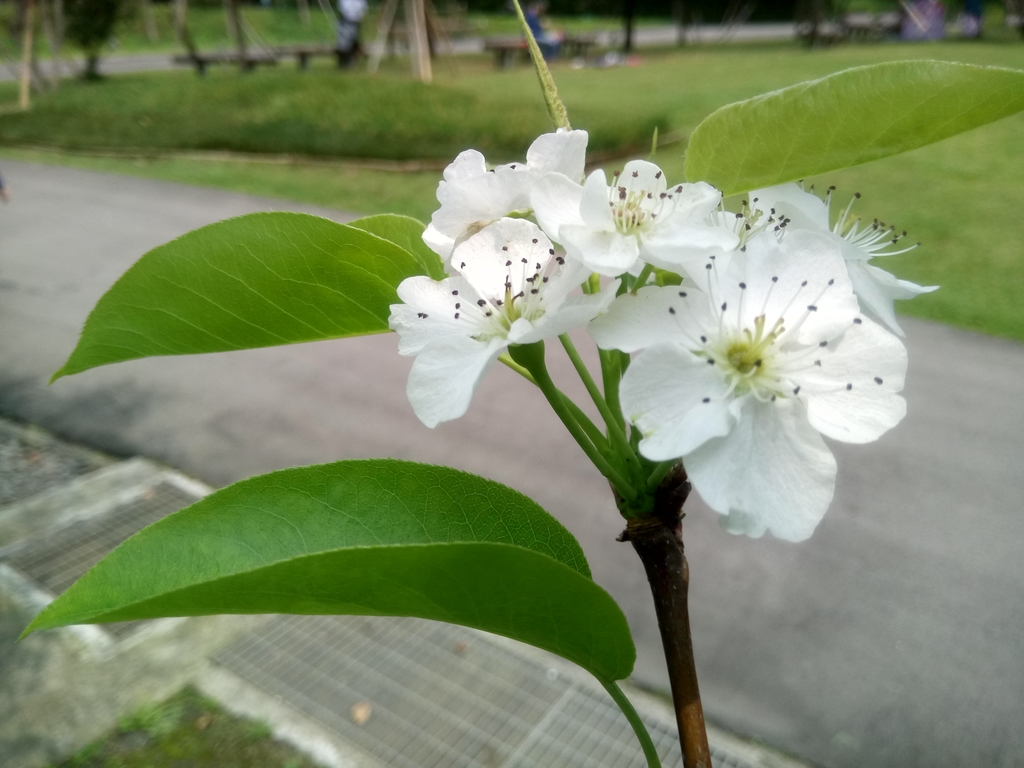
[0,2,1022,767]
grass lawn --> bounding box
[53,687,320,768]
[1,40,1022,341]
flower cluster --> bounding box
[390,131,933,541]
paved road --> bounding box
[1,161,1022,768]
[0,23,797,83]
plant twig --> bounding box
[621,464,711,768]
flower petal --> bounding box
[561,225,639,277]
[390,275,481,354]
[526,129,589,182]
[578,169,617,231]
[619,344,736,460]
[846,260,938,336]
[431,152,529,239]
[642,223,740,274]
[531,172,585,243]
[406,336,505,428]
[454,219,554,302]
[660,180,722,222]
[742,230,860,346]
[797,315,908,444]
[619,160,668,197]
[422,223,455,265]
[686,397,837,542]
[513,279,620,344]
[589,284,714,353]
[751,183,831,231]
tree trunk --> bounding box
[622,0,637,53]
[173,0,189,44]
[405,0,431,83]
[224,0,246,71]
[297,0,311,27]
[20,0,35,109]
[140,0,159,42]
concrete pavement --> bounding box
[1,160,1022,768]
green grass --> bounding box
[1,40,1022,341]
[53,687,321,768]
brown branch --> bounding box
[620,464,711,768]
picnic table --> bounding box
[483,33,599,69]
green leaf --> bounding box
[348,213,446,280]
[53,212,431,381]
[685,60,1024,196]
[23,460,635,681]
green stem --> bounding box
[509,0,570,130]
[633,263,655,293]
[646,460,677,492]
[499,352,537,384]
[599,349,625,431]
[600,678,663,768]
[559,334,642,478]
[509,343,638,501]
[560,396,618,462]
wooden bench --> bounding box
[173,50,278,76]
[274,44,346,70]
[484,36,528,68]
[484,32,599,69]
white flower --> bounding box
[750,183,937,335]
[530,159,738,277]
[425,129,589,265]
[391,218,617,427]
[589,229,908,541]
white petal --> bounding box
[659,180,722,223]
[619,160,668,197]
[846,260,938,336]
[641,224,740,273]
[751,183,830,231]
[686,397,837,542]
[422,224,455,266]
[743,230,860,346]
[620,345,736,460]
[531,172,585,243]
[390,275,481,354]
[444,149,488,181]
[578,169,617,231]
[526,129,589,182]
[588,284,714,353]
[406,336,505,427]
[561,225,639,277]
[797,315,908,444]
[432,159,529,239]
[513,279,620,344]
[454,219,553,301]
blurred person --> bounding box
[525,2,563,60]
[337,0,368,68]
[961,0,983,36]
[0,174,9,203]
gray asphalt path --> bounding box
[1,160,1022,768]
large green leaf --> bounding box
[685,60,1024,196]
[23,460,635,681]
[53,212,431,381]
[348,213,446,280]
